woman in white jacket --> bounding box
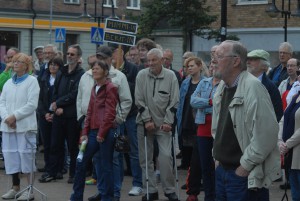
[0,53,40,201]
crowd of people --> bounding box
[0,39,299,201]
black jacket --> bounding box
[262,73,283,122]
[121,59,138,117]
[38,68,62,118]
[53,64,84,118]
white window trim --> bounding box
[126,0,140,10]
[236,0,268,5]
[64,0,80,4]
[103,0,117,8]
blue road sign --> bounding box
[91,27,104,44]
[55,28,66,43]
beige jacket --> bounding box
[212,71,281,189]
[135,67,179,126]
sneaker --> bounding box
[128,186,143,196]
[86,178,97,185]
[142,192,159,201]
[186,195,198,201]
[39,173,56,183]
[17,191,34,201]
[165,192,178,201]
[2,189,19,199]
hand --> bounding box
[45,113,53,122]
[4,62,13,72]
[55,108,63,116]
[80,135,88,143]
[51,102,57,111]
[97,136,104,143]
[145,120,155,131]
[160,123,172,132]
[5,115,16,128]
[279,142,289,155]
[235,165,249,177]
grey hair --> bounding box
[225,40,248,70]
[279,42,293,53]
[44,44,58,54]
[259,59,270,72]
[147,48,163,59]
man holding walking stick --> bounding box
[135,48,179,201]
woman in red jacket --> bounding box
[70,60,118,201]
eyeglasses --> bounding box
[287,64,298,68]
[67,52,76,56]
[14,60,25,64]
[43,52,54,55]
[279,51,290,55]
[214,55,238,61]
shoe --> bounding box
[56,172,63,180]
[67,177,74,184]
[186,195,198,201]
[142,192,159,201]
[165,192,178,201]
[280,183,291,190]
[86,178,97,185]
[17,191,34,201]
[181,184,187,190]
[88,192,101,201]
[37,167,46,172]
[39,174,56,183]
[128,186,143,196]
[2,189,19,199]
[177,165,189,170]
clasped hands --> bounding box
[5,115,16,129]
[279,142,289,155]
[145,120,172,132]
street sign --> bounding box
[91,27,104,44]
[105,19,138,34]
[55,28,66,43]
[104,31,136,46]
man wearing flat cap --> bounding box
[247,49,283,122]
[33,46,44,76]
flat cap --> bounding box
[247,49,270,61]
[96,46,112,58]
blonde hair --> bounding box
[12,53,33,73]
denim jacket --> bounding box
[190,77,218,125]
[176,76,205,136]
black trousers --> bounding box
[48,116,79,178]
[39,117,53,172]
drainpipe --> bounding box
[30,0,37,55]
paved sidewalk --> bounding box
[0,152,291,201]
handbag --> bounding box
[114,102,131,153]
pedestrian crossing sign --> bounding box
[91,27,104,44]
[55,28,66,43]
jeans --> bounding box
[289,169,300,201]
[120,115,142,188]
[70,129,114,201]
[95,127,123,199]
[215,165,269,201]
[197,136,215,201]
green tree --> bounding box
[137,0,217,51]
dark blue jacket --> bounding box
[262,73,283,122]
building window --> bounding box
[127,0,140,9]
[104,0,117,7]
[64,0,80,4]
[0,31,19,64]
[237,0,268,5]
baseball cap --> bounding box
[247,49,270,61]
[96,46,112,58]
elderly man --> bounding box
[163,49,182,86]
[268,42,293,86]
[38,44,58,79]
[33,46,44,76]
[135,48,179,201]
[247,49,283,122]
[212,40,281,201]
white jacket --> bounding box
[76,66,132,123]
[0,75,40,132]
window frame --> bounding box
[103,0,117,7]
[236,0,268,5]
[64,0,80,4]
[127,0,140,10]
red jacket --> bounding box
[82,80,118,138]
